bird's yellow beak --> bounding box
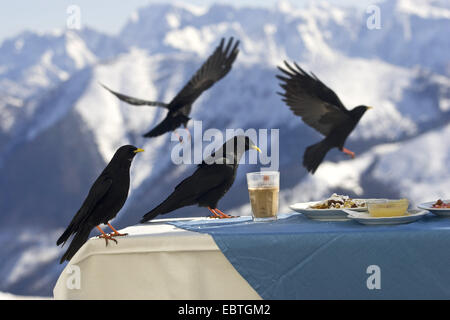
[367,106,374,110]
[134,148,145,153]
[251,145,262,153]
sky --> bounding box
[0,0,378,44]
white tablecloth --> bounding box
[53,218,261,300]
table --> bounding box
[53,219,261,300]
[54,213,450,300]
[169,213,450,299]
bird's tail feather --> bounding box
[303,140,331,174]
[57,223,74,246]
[140,101,168,107]
[59,226,92,264]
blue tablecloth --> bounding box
[169,212,450,299]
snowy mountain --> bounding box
[0,28,126,161]
[0,0,449,297]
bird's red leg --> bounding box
[214,208,234,219]
[174,131,183,143]
[175,128,191,143]
[342,147,355,159]
[96,226,118,246]
[208,207,221,219]
[185,128,191,140]
[107,223,128,237]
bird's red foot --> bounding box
[214,208,235,219]
[342,147,355,159]
[97,233,118,246]
[96,226,118,246]
[208,207,221,218]
[174,131,184,143]
[207,207,235,219]
[112,232,128,237]
[174,129,191,144]
[107,223,128,237]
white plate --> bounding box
[344,209,428,225]
[289,200,369,221]
[417,200,450,217]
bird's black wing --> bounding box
[101,83,168,108]
[57,176,112,246]
[174,162,231,197]
[142,112,189,138]
[167,37,240,111]
[277,61,351,136]
[142,116,174,138]
[141,162,232,221]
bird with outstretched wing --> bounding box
[277,61,373,174]
[101,37,240,141]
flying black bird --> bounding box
[277,61,372,174]
[101,37,240,140]
[57,145,144,263]
[140,135,261,222]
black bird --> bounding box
[101,37,240,140]
[140,135,261,222]
[57,145,144,263]
[277,61,372,174]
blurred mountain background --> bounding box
[0,0,449,297]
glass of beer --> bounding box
[246,171,279,222]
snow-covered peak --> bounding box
[275,0,294,13]
[0,29,104,101]
[1,30,93,70]
[0,27,125,87]
[118,0,448,77]
[0,27,126,136]
[397,0,450,19]
[120,1,351,66]
[120,3,199,53]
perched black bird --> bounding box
[277,61,372,174]
[141,135,261,222]
[57,145,144,263]
[101,37,240,140]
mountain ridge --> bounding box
[0,0,448,296]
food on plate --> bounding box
[432,199,450,208]
[367,199,409,217]
[309,193,366,209]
